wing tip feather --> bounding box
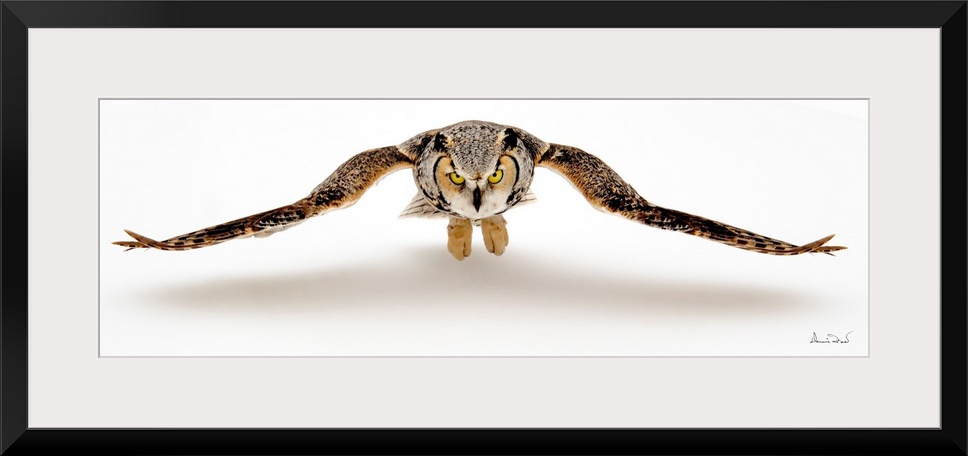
[113,229,158,250]
[802,234,846,255]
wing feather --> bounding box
[536,143,845,256]
[114,146,413,251]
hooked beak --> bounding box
[472,187,482,212]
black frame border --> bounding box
[2,2,965,455]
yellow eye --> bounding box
[448,172,465,185]
[487,169,504,184]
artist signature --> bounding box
[810,331,853,344]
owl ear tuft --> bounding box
[433,133,448,150]
[502,128,518,150]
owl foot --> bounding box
[447,217,473,260]
[480,215,508,256]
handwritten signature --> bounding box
[810,331,853,344]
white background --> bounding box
[99,99,868,357]
[28,29,938,428]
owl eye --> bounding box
[448,172,465,185]
[488,169,504,184]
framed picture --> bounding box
[98,98,867,358]
[3,1,964,455]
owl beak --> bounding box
[472,187,482,212]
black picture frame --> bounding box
[2,1,965,455]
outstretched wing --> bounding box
[535,144,845,255]
[114,146,413,251]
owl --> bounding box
[114,120,845,259]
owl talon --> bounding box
[447,217,473,260]
[481,215,508,256]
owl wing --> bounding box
[536,144,845,255]
[113,146,413,251]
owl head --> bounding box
[411,120,541,220]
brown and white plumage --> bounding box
[114,146,412,251]
[114,120,845,257]
[536,144,845,256]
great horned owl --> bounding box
[114,120,845,259]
